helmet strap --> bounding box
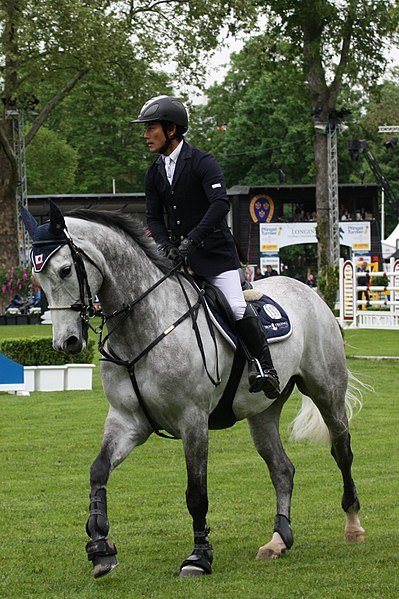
[159,122,178,155]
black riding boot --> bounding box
[235,304,280,399]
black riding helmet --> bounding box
[131,95,188,132]
[132,95,188,154]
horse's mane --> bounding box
[65,208,171,273]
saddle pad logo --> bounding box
[263,304,282,320]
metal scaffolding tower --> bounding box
[7,109,30,265]
[327,122,340,264]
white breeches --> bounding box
[206,269,247,320]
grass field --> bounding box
[0,325,398,598]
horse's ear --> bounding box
[20,206,38,239]
[48,200,66,235]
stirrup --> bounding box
[248,360,280,398]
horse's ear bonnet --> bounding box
[21,201,67,273]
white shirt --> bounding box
[163,141,183,184]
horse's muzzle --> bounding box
[62,335,83,354]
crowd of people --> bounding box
[253,265,317,288]
[280,207,373,222]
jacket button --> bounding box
[173,205,177,209]
[177,220,181,224]
[171,190,174,195]
[180,236,184,240]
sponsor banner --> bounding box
[260,255,280,274]
[339,222,370,251]
[260,223,317,251]
[259,221,370,252]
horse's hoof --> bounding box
[256,545,286,560]
[179,553,212,576]
[92,555,119,578]
[256,532,288,560]
[179,565,207,577]
[345,528,365,543]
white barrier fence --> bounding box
[339,257,399,329]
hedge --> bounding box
[0,336,95,366]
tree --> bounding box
[190,38,315,187]
[256,0,399,272]
[26,127,78,194]
[0,0,258,263]
[358,75,399,236]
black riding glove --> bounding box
[178,238,196,259]
[158,243,181,264]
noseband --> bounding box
[32,228,100,322]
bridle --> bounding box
[36,226,221,440]
[33,227,100,323]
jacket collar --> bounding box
[156,140,192,188]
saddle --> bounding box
[200,281,292,430]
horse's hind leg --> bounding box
[247,399,295,560]
[303,372,365,544]
[179,416,213,577]
[86,408,150,578]
[326,412,365,543]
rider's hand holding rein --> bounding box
[178,237,196,260]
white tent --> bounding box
[382,223,399,259]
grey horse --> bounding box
[22,204,365,579]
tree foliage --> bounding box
[0,0,258,263]
[239,0,399,301]
[26,127,78,194]
[190,37,315,187]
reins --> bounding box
[41,229,221,440]
[98,262,221,440]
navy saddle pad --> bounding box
[207,293,292,349]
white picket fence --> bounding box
[339,257,399,329]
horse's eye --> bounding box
[60,265,72,279]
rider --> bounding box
[131,95,280,399]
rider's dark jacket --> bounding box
[144,141,240,278]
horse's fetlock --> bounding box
[86,537,117,562]
[274,514,294,549]
[342,482,359,513]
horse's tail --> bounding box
[288,370,369,443]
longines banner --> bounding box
[260,222,370,252]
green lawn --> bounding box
[0,325,398,598]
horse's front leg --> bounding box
[179,416,213,576]
[86,408,151,578]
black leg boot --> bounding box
[235,304,280,399]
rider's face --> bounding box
[143,122,176,155]
[143,122,167,154]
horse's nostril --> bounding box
[64,336,82,354]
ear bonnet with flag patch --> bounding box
[21,201,68,272]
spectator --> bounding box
[265,265,278,277]
[254,267,266,280]
[357,261,370,307]
[305,272,316,288]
